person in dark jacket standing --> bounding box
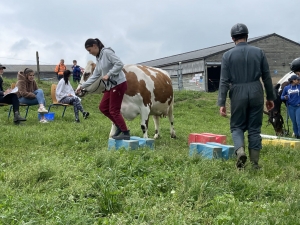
[72,60,82,83]
[0,63,26,124]
[218,23,275,169]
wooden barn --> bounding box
[139,33,300,92]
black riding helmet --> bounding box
[231,23,249,37]
[290,58,300,72]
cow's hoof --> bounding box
[171,134,176,139]
[153,134,160,139]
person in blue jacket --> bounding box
[281,74,300,138]
[72,60,81,83]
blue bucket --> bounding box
[38,112,55,121]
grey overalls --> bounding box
[218,42,276,151]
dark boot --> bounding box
[113,126,122,136]
[14,111,26,122]
[83,112,89,119]
[236,147,247,169]
[113,130,130,140]
[249,149,261,170]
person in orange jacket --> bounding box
[54,59,67,81]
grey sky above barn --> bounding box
[0,0,299,66]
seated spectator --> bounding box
[0,64,26,124]
[16,68,48,123]
[72,60,81,83]
[56,70,89,122]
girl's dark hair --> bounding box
[85,38,104,56]
[24,68,34,75]
[63,70,71,85]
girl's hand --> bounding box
[75,86,82,94]
[4,88,12,95]
[102,75,109,81]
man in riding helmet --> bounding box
[218,23,276,169]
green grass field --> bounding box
[0,79,299,225]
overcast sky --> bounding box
[0,0,299,66]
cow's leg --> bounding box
[109,123,117,138]
[152,115,160,139]
[141,117,149,138]
[139,107,150,138]
[168,104,176,138]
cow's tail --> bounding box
[168,94,176,138]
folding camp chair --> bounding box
[8,83,31,119]
[48,84,71,117]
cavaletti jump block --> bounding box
[130,136,155,149]
[202,133,226,144]
[108,136,155,150]
[188,133,215,145]
[189,143,223,159]
[188,133,227,145]
[206,142,235,160]
[262,138,300,149]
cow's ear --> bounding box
[263,110,269,115]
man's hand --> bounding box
[102,75,109,81]
[266,100,274,111]
[220,106,227,117]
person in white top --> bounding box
[56,70,89,122]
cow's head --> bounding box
[82,60,96,82]
[76,60,96,97]
[264,82,289,136]
[264,109,284,136]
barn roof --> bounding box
[139,33,300,67]
[1,65,73,72]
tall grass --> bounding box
[0,80,299,225]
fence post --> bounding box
[36,51,41,82]
[177,62,183,90]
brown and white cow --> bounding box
[78,60,176,139]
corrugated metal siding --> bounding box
[139,35,271,67]
[160,60,205,76]
[171,75,205,91]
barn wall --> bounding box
[205,35,300,78]
[252,35,300,77]
[3,72,57,80]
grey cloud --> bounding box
[1,0,300,65]
[10,38,32,52]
